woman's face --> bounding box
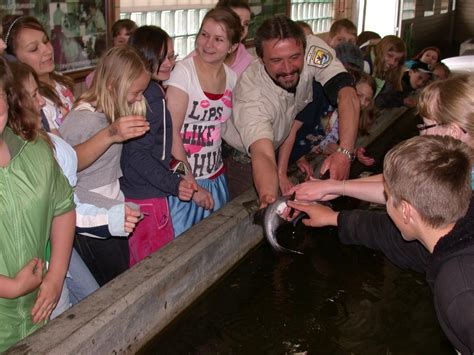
[14,28,54,79]
[196,18,234,64]
[155,38,176,82]
[232,7,251,41]
[23,73,46,114]
[126,70,150,105]
[420,50,438,66]
[356,82,374,110]
[383,50,404,72]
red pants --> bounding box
[125,197,174,267]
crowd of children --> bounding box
[0,4,472,354]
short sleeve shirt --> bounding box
[164,57,237,179]
[223,34,346,154]
[0,128,75,351]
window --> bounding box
[120,0,216,57]
[440,0,449,14]
[423,0,435,16]
[402,0,416,20]
[290,0,334,34]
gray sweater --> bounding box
[59,107,123,209]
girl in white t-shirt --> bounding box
[165,8,243,237]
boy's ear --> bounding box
[401,200,413,224]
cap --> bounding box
[335,42,364,71]
[411,60,432,74]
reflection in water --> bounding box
[140,220,454,355]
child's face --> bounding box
[113,27,130,47]
[155,38,176,82]
[356,82,374,110]
[126,71,150,105]
[328,28,357,49]
[14,28,55,78]
[196,18,234,65]
[383,50,404,72]
[232,7,251,41]
[432,66,448,81]
[409,70,430,90]
[420,49,438,66]
[23,73,46,115]
[0,29,5,55]
[0,88,7,135]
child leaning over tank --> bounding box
[287,135,474,354]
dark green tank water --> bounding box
[140,110,454,354]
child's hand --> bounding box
[14,258,44,297]
[124,204,141,233]
[403,96,417,107]
[192,186,214,210]
[108,115,150,143]
[286,200,339,227]
[31,273,63,323]
[295,156,313,180]
[356,147,375,166]
[178,179,198,201]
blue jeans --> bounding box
[66,248,99,304]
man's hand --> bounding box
[286,200,338,227]
[319,151,351,180]
[258,194,276,209]
[178,179,198,201]
[192,186,214,210]
[108,115,150,143]
[279,175,295,196]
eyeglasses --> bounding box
[416,123,442,132]
[416,122,467,133]
[166,53,179,62]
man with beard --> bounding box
[223,15,359,207]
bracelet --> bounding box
[336,146,355,162]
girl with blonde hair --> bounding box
[364,35,406,108]
[59,45,151,285]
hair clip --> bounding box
[4,16,24,47]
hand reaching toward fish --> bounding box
[286,200,339,228]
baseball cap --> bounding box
[335,42,364,71]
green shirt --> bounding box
[0,128,75,352]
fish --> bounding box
[263,195,304,255]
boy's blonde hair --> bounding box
[383,135,472,228]
[78,45,150,123]
[418,74,474,138]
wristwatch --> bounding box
[336,146,355,162]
